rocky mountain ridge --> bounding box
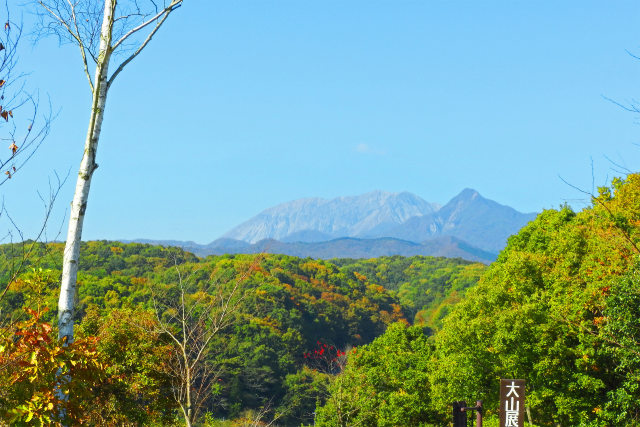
[128,189,536,263]
[222,190,440,243]
[222,188,535,254]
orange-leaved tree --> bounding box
[0,307,104,425]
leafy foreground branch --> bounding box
[1,304,180,425]
[0,308,104,425]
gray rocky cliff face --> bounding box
[386,189,536,253]
[222,190,439,243]
[133,189,536,263]
[219,188,536,256]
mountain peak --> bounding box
[454,188,481,201]
[219,189,536,254]
[222,191,439,243]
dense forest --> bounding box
[0,238,483,425]
[1,173,640,426]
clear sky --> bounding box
[2,1,640,244]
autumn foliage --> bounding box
[0,308,104,425]
[302,340,349,375]
[2,170,640,426]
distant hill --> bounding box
[230,236,497,263]
[130,236,497,264]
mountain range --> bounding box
[129,189,536,264]
[222,191,440,243]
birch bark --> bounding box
[58,0,114,342]
[40,0,183,343]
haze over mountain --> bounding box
[222,189,535,252]
[385,188,537,253]
[204,236,498,264]
[222,191,440,244]
[129,189,535,263]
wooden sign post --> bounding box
[452,401,467,427]
[499,379,525,427]
[452,400,483,427]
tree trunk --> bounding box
[180,401,192,427]
[58,0,115,343]
[185,365,192,427]
[183,312,192,426]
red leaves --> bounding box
[4,22,9,31]
[9,141,18,154]
[302,340,349,374]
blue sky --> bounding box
[2,1,640,243]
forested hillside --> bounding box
[2,174,640,426]
[317,174,640,426]
[334,256,484,329]
[0,241,482,425]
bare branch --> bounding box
[37,1,95,90]
[602,94,640,113]
[67,0,95,90]
[0,95,54,185]
[107,1,181,88]
[111,0,181,51]
[151,253,263,426]
[603,154,633,175]
[0,3,54,186]
[0,170,69,302]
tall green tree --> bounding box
[316,323,438,427]
[596,267,640,424]
[77,306,176,424]
[429,174,640,426]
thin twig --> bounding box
[559,175,640,255]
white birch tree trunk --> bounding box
[182,345,193,427]
[58,0,115,343]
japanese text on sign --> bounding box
[499,379,525,427]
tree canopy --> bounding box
[4,174,640,425]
